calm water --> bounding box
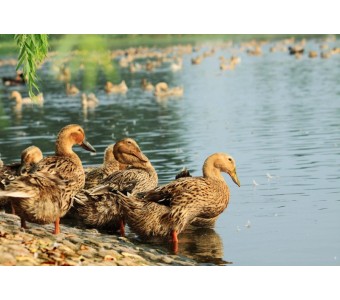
[0,37,339,265]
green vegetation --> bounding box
[14,34,49,97]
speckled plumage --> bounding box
[75,138,158,231]
[0,146,43,207]
[117,153,240,240]
[0,124,96,233]
[84,144,122,189]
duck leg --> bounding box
[54,218,60,234]
[11,202,16,215]
[120,219,125,237]
[171,230,179,254]
[20,218,28,229]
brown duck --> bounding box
[0,124,96,234]
[116,152,240,252]
[0,146,43,210]
[84,144,126,189]
[74,138,158,235]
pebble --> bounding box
[0,212,197,266]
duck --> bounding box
[246,46,262,56]
[220,62,235,71]
[10,91,44,106]
[66,83,80,96]
[81,93,99,109]
[141,78,154,91]
[191,56,203,65]
[2,71,25,86]
[288,46,304,55]
[170,57,183,72]
[57,65,71,82]
[74,138,158,235]
[320,51,332,59]
[308,51,318,58]
[105,80,128,94]
[84,144,126,189]
[0,124,96,234]
[154,82,184,98]
[116,152,240,252]
[0,146,43,211]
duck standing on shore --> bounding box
[0,146,43,212]
[0,124,96,234]
[84,144,126,189]
[116,152,240,252]
[74,138,158,235]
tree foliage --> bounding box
[14,34,49,97]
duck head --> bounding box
[18,145,44,175]
[113,138,148,165]
[203,152,240,186]
[55,124,96,155]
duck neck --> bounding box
[55,140,79,162]
[14,94,22,104]
[133,160,155,173]
[202,159,225,182]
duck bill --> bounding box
[131,150,148,163]
[230,169,241,187]
[80,139,96,153]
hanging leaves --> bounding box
[14,34,49,97]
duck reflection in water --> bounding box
[128,226,231,265]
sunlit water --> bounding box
[0,38,339,265]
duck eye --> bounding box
[228,158,232,162]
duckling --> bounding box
[66,83,80,96]
[0,158,3,169]
[141,78,154,91]
[320,51,332,59]
[84,144,125,189]
[74,138,158,235]
[57,65,71,82]
[105,80,128,94]
[0,146,43,211]
[191,56,203,65]
[154,82,184,98]
[220,62,235,71]
[2,71,25,86]
[0,124,96,234]
[116,152,240,252]
[81,93,99,109]
[308,51,318,58]
[288,46,304,55]
[170,57,183,72]
[10,91,44,106]
[246,46,262,56]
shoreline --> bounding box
[0,212,198,266]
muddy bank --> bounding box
[0,212,197,266]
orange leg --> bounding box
[11,203,16,215]
[120,219,125,237]
[171,230,179,254]
[20,218,28,229]
[54,218,60,234]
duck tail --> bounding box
[0,190,32,198]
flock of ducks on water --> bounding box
[0,124,240,251]
[0,35,339,251]
[2,35,339,113]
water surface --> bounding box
[0,37,339,265]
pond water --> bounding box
[0,36,339,265]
